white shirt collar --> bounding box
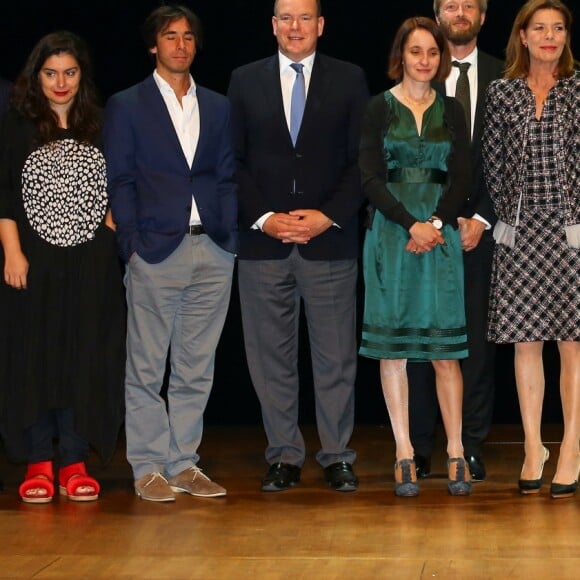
[452,46,478,66]
[278,51,316,75]
[153,69,197,97]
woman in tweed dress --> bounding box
[483,0,579,498]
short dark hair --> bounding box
[387,17,451,82]
[12,30,101,145]
[273,0,322,17]
[143,4,203,51]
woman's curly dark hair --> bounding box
[12,30,101,145]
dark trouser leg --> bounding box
[26,412,57,464]
[56,408,90,467]
[408,362,438,458]
[297,256,357,467]
[461,233,496,456]
[238,254,305,467]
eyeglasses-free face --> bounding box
[272,0,324,62]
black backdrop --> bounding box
[1,0,575,425]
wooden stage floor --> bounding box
[0,424,578,579]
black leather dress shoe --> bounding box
[465,455,486,481]
[323,461,358,492]
[261,462,301,492]
[413,454,431,479]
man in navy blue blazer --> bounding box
[104,5,237,502]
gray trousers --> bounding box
[238,248,357,468]
[124,234,234,480]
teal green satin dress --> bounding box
[360,92,468,361]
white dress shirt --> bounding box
[153,69,201,226]
[279,51,315,132]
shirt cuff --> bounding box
[471,213,492,230]
[253,212,274,230]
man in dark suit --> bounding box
[227,0,368,492]
[104,5,237,502]
[409,0,504,481]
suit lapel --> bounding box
[259,56,292,145]
[142,75,192,172]
[303,54,329,119]
[296,54,330,145]
[192,87,207,171]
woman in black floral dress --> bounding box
[483,0,579,499]
[0,31,125,503]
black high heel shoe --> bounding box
[519,446,549,495]
[394,459,419,497]
[447,457,472,496]
[550,481,578,499]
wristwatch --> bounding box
[428,216,443,230]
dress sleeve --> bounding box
[359,94,417,230]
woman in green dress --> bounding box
[359,17,472,496]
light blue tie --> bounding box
[289,62,305,146]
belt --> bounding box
[188,224,205,236]
[387,168,447,184]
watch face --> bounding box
[430,218,443,229]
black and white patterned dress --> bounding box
[0,113,126,463]
[22,138,108,247]
[485,80,580,343]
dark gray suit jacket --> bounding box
[228,53,369,261]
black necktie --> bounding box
[452,61,471,139]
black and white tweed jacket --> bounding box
[482,73,580,233]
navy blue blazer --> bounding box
[228,53,369,261]
[104,75,238,264]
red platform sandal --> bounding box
[19,461,55,504]
[58,462,100,502]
